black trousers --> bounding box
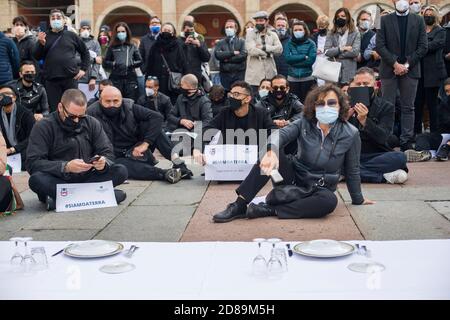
[111,77,139,101]
[414,81,439,134]
[45,78,78,112]
[220,71,245,91]
[28,164,128,200]
[236,151,338,219]
[0,176,13,212]
[415,132,448,151]
[289,80,316,104]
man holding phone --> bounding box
[346,67,408,184]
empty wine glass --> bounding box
[266,238,284,279]
[21,237,36,275]
[348,244,385,273]
[252,238,267,278]
[9,237,24,271]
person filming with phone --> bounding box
[346,67,408,184]
[26,89,128,211]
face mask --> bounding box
[410,3,421,14]
[99,36,109,45]
[316,106,339,124]
[150,25,161,34]
[50,19,63,30]
[225,28,236,37]
[228,97,244,111]
[246,27,254,33]
[80,30,90,38]
[277,28,287,36]
[424,16,436,26]
[272,90,287,100]
[259,89,269,98]
[182,88,196,97]
[62,116,82,131]
[160,32,173,40]
[395,0,409,13]
[117,32,127,42]
[102,106,121,118]
[335,18,347,28]
[14,26,25,37]
[319,28,328,36]
[23,73,35,82]
[255,24,265,32]
[359,20,371,30]
[145,88,155,97]
[0,95,13,107]
[293,31,305,39]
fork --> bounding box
[361,245,372,258]
[124,245,139,258]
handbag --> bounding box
[160,53,182,92]
[312,56,342,83]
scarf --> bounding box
[1,105,17,147]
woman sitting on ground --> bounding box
[0,132,13,213]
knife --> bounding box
[51,248,64,257]
[286,243,293,257]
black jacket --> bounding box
[274,32,290,77]
[8,79,49,115]
[136,92,172,130]
[33,29,90,80]
[268,115,364,205]
[202,104,277,150]
[437,100,450,134]
[211,98,230,118]
[168,91,213,132]
[444,23,450,77]
[0,103,35,153]
[214,37,247,74]
[357,29,376,69]
[348,96,395,154]
[178,36,210,82]
[103,43,142,79]
[87,98,163,156]
[421,26,447,88]
[139,33,158,75]
[26,112,114,179]
[256,93,303,122]
[13,33,37,64]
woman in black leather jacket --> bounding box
[103,22,142,101]
[213,83,374,223]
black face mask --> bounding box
[335,18,347,28]
[160,32,173,40]
[102,106,121,118]
[424,16,436,26]
[255,24,265,32]
[182,88,197,98]
[271,90,287,101]
[0,94,13,107]
[319,28,328,36]
[23,73,36,83]
[228,97,244,111]
[61,116,83,132]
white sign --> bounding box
[78,83,98,102]
[56,181,117,212]
[204,144,258,181]
[7,153,22,173]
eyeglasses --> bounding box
[272,86,287,91]
[62,104,86,120]
[228,91,249,99]
[315,99,338,108]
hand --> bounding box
[356,54,362,62]
[342,46,353,52]
[193,149,206,166]
[73,70,86,80]
[180,119,194,130]
[38,32,46,46]
[92,156,106,171]
[372,51,380,61]
[445,52,450,61]
[65,159,93,173]
[191,38,201,47]
[354,103,369,126]
[362,198,376,205]
[34,113,44,121]
[259,150,279,176]
[256,44,262,49]
[234,51,240,55]
[95,56,103,64]
[132,142,149,158]
[274,119,289,128]
[346,107,356,121]
[317,49,323,55]
[393,62,408,76]
[6,147,15,155]
[88,79,96,91]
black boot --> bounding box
[213,202,247,223]
[246,203,276,219]
[173,162,193,179]
[114,189,127,204]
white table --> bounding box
[1,240,449,300]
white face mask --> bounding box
[246,27,254,33]
[359,20,371,30]
[395,0,409,13]
[80,30,90,38]
[14,26,26,37]
[410,3,421,14]
[145,88,155,97]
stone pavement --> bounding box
[1,159,450,242]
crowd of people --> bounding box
[0,0,449,222]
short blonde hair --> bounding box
[423,6,441,27]
[316,15,330,28]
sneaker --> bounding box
[436,144,450,161]
[404,149,432,162]
[164,168,182,184]
[114,189,127,204]
[46,196,56,211]
[383,169,408,184]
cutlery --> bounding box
[51,249,64,257]
[124,245,139,258]
[355,243,361,255]
[361,245,371,258]
[286,244,293,257]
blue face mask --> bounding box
[293,31,305,39]
[150,25,161,34]
[277,28,287,36]
[225,28,236,37]
[316,106,339,124]
[50,19,63,30]
[117,32,127,42]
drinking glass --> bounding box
[21,238,36,274]
[31,247,48,271]
[266,238,284,279]
[252,238,267,278]
[9,237,23,267]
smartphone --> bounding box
[270,169,284,185]
[347,86,371,108]
[87,156,101,164]
[38,21,48,33]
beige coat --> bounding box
[245,28,283,86]
[0,132,6,176]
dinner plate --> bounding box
[64,240,124,258]
[99,261,136,274]
[293,239,355,258]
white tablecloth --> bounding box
[1,240,449,300]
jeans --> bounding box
[220,71,245,91]
[0,176,12,212]
[45,78,78,112]
[360,152,407,183]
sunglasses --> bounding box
[315,99,338,108]
[272,86,287,91]
[147,76,158,80]
[62,104,86,120]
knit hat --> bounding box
[79,20,91,29]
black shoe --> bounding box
[436,144,450,161]
[246,203,276,219]
[165,168,182,184]
[46,196,56,211]
[213,202,247,223]
[114,189,127,204]
[174,163,193,179]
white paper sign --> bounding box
[7,153,22,173]
[78,83,99,102]
[56,181,117,212]
[204,144,258,181]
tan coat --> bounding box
[245,28,283,86]
[0,132,6,176]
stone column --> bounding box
[329,0,344,18]
[246,0,260,22]
[162,0,177,25]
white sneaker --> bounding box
[383,169,408,184]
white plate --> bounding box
[64,240,124,258]
[293,239,355,258]
[100,261,136,274]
